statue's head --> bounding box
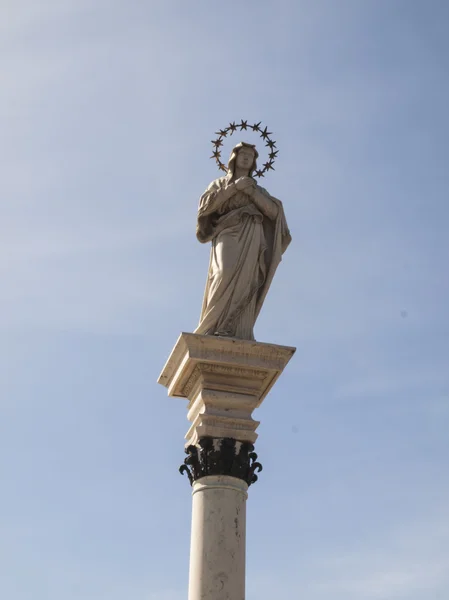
[227,142,259,179]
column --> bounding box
[189,475,247,600]
[158,333,295,599]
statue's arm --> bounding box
[249,187,279,220]
[198,180,237,217]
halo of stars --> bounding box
[211,120,278,178]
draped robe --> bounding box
[194,176,291,340]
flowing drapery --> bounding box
[194,176,291,340]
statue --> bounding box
[194,130,291,341]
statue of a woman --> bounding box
[195,142,291,340]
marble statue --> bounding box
[194,142,291,340]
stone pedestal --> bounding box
[158,333,295,600]
[158,333,295,446]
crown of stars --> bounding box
[210,120,278,178]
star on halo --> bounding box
[261,126,272,140]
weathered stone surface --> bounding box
[188,475,248,600]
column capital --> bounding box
[179,437,262,487]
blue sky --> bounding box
[1,1,448,598]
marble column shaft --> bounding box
[189,476,247,600]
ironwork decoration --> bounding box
[179,437,263,486]
[211,120,277,178]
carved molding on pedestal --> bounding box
[183,363,268,398]
[179,437,263,487]
[158,333,295,405]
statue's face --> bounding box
[235,147,255,172]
